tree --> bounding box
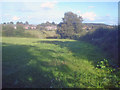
[19,22,23,24]
[46,21,51,26]
[52,22,55,25]
[16,21,20,24]
[25,21,29,25]
[7,22,10,24]
[2,24,25,37]
[10,21,14,24]
[16,21,23,25]
[3,22,6,24]
[57,12,83,38]
[2,24,15,36]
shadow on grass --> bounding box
[35,40,106,65]
[2,43,71,88]
[32,40,120,88]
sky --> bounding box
[0,2,118,25]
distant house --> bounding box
[24,25,36,30]
[24,25,29,29]
[82,26,92,30]
[107,26,113,29]
[30,25,37,29]
[88,27,91,30]
[82,26,87,29]
[13,24,37,30]
[45,25,57,30]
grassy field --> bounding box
[2,37,120,88]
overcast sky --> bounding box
[1,2,118,25]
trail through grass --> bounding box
[2,37,120,88]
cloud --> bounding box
[12,16,20,21]
[19,2,58,13]
[84,15,118,25]
[81,12,97,21]
[40,2,57,9]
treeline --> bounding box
[2,23,58,38]
[37,21,57,30]
[2,24,34,37]
[3,21,29,25]
[2,24,24,37]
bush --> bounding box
[96,59,109,69]
[96,59,120,88]
[2,25,15,36]
[79,27,118,65]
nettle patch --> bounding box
[96,59,120,88]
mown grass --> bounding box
[2,37,120,88]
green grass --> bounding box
[2,37,120,88]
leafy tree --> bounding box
[16,21,23,25]
[7,22,10,24]
[19,22,23,24]
[2,24,15,36]
[3,22,6,24]
[10,21,14,24]
[57,12,83,38]
[52,22,55,25]
[2,24,25,37]
[46,21,51,26]
[15,24,25,36]
[25,21,29,25]
[16,21,20,24]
